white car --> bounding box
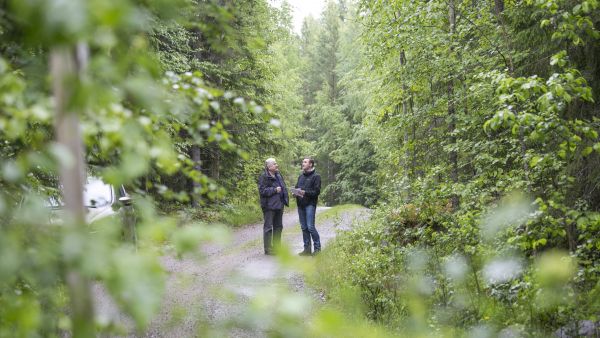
[48,177,135,238]
[82,177,131,224]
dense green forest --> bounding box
[0,0,598,336]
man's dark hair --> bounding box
[304,157,315,167]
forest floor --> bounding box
[94,206,370,337]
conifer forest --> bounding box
[0,0,599,336]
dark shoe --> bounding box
[312,250,321,256]
[265,251,275,256]
[298,250,312,256]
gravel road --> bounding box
[94,206,370,337]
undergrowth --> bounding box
[309,200,600,337]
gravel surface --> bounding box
[94,206,370,337]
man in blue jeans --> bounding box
[292,157,321,256]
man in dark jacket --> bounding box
[258,158,289,255]
[292,157,321,256]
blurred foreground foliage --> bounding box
[311,196,599,336]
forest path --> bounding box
[95,206,370,337]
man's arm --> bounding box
[258,174,276,197]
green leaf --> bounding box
[582,1,590,13]
[530,156,543,167]
[107,249,165,330]
[171,226,205,257]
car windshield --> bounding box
[45,177,114,208]
[84,178,113,208]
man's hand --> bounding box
[275,186,282,193]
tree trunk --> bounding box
[191,144,202,208]
[493,0,515,74]
[448,0,460,210]
[212,148,220,180]
[411,95,418,177]
[400,49,413,200]
[495,0,530,195]
[51,44,95,337]
[209,146,221,205]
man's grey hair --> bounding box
[265,158,276,168]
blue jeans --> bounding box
[298,204,320,252]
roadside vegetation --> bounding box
[316,204,364,221]
[302,0,600,336]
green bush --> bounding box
[311,200,599,336]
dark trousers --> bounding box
[263,208,283,253]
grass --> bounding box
[316,204,365,222]
[214,198,300,227]
[174,203,365,229]
[217,203,263,227]
[179,203,263,227]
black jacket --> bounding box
[295,169,321,207]
[258,169,289,210]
